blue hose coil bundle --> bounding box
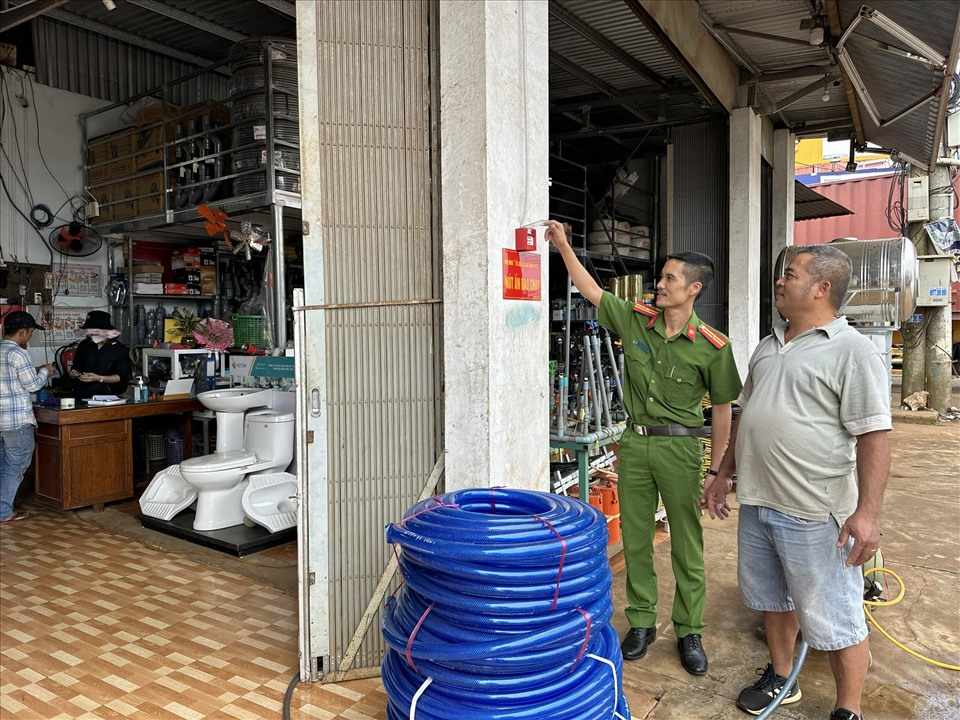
[382,488,631,720]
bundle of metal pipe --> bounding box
[552,324,626,438]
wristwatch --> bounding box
[706,469,719,478]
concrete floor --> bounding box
[60,418,960,719]
[614,419,960,720]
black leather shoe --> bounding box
[678,633,708,675]
[621,627,656,661]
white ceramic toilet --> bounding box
[140,387,296,532]
[242,472,298,533]
[181,409,294,531]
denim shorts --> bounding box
[738,504,868,651]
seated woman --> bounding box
[70,311,132,400]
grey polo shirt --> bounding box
[735,316,892,524]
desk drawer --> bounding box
[67,419,129,442]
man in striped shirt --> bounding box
[1,311,53,523]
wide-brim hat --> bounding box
[80,310,116,330]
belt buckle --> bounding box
[635,424,648,436]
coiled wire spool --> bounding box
[229,65,299,97]
[233,119,299,145]
[227,39,301,195]
[233,147,300,171]
[231,92,299,121]
[382,489,631,720]
[229,39,297,69]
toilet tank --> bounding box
[244,410,295,469]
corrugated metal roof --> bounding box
[698,0,847,130]
[550,0,688,100]
[794,180,853,222]
[759,75,850,118]
[33,16,229,104]
[837,0,959,168]
[162,0,294,38]
[58,2,220,61]
[698,0,826,70]
[793,173,960,244]
[5,0,294,66]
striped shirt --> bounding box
[0,340,48,431]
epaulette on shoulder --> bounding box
[699,323,728,350]
[632,303,659,319]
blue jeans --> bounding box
[738,504,868,651]
[0,425,35,520]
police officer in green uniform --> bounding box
[547,220,741,675]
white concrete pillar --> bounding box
[772,129,795,255]
[728,107,763,378]
[439,0,550,491]
[771,128,795,331]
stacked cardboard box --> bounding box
[132,261,165,295]
[86,101,230,225]
[167,250,203,295]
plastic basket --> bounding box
[233,315,265,346]
[165,431,185,465]
[146,433,166,461]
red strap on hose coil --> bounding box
[533,515,567,611]
[404,602,435,672]
[574,608,592,665]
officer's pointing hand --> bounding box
[545,220,570,250]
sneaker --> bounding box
[736,664,802,715]
[830,710,862,720]
[0,512,28,524]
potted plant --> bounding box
[171,309,201,346]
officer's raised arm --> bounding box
[546,220,603,306]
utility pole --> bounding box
[925,164,954,412]
[901,167,928,401]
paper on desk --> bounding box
[85,395,127,406]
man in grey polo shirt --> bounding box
[705,245,891,720]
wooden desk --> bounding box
[33,398,201,511]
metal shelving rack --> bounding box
[547,154,659,501]
[81,40,300,349]
[107,235,222,354]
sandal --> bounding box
[0,512,29,523]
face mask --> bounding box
[87,329,121,343]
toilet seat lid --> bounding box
[182,450,256,472]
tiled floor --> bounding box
[0,507,387,719]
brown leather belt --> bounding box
[632,423,707,438]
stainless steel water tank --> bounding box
[774,238,918,328]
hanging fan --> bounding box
[47,222,104,258]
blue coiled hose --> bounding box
[382,488,631,720]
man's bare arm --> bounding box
[703,412,739,520]
[839,430,890,566]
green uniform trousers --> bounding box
[618,430,705,638]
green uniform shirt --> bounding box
[598,291,742,428]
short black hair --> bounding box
[795,245,852,310]
[665,252,715,295]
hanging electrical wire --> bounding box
[948,72,960,113]
[0,69,36,209]
[885,159,908,236]
[26,72,74,207]
[383,489,630,720]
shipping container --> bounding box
[795,174,960,313]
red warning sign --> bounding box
[502,249,541,301]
